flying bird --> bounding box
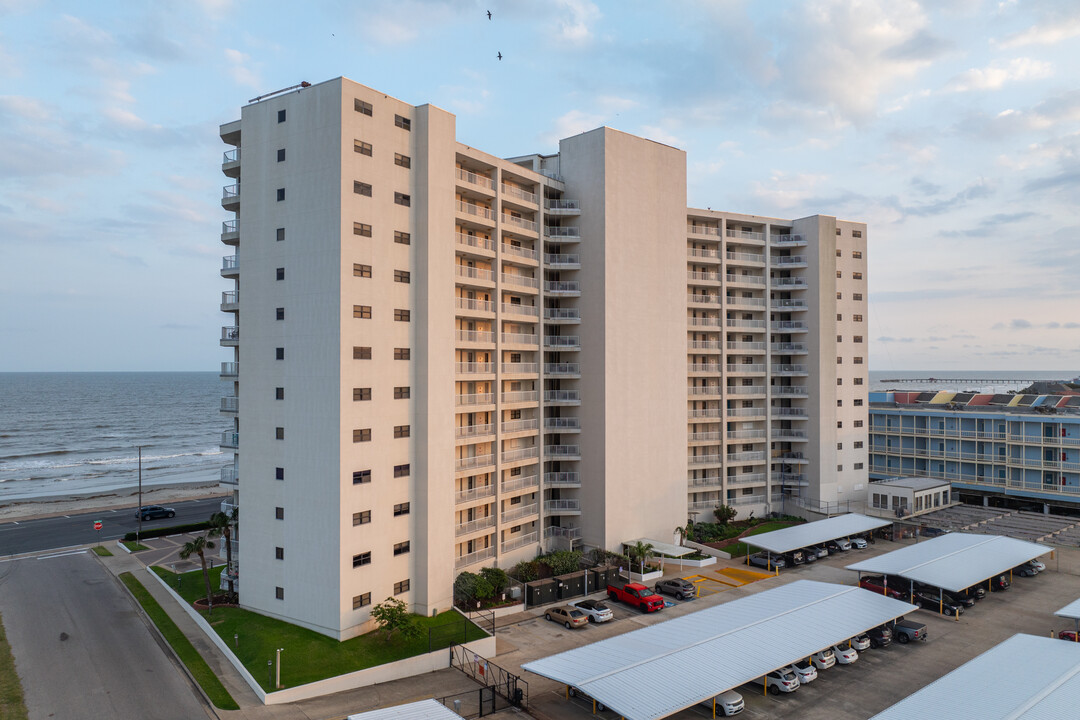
[487,10,492,19]
[497,52,502,60]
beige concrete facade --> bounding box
[219,77,866,640]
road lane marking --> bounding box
[38,549,89,560]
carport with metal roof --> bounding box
[346,698,463,720]
[1055,598,1080,640]
[522,579,916,720]
[870,633,1080,719]
[743,513,892,568]
[846,533,1051,610]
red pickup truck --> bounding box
[607,582,665,612]
[859,576,906,600]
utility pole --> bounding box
[137,445,144,544]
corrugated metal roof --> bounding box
[1055,598,1080,620]
[870,634,1080,719]
[347,699,462,720]
[846,533,1051,593]
[744,513,892,554]
[522,580,916,720]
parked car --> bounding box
[849,634,871,651]
[606,582,665,612]
[802,550,818,564]
[1028,558,1047,572]
[135,505,175,520]
[920,526,946,537]
[911,582,975,608]
[748,553,786,570]
[545,606,589,629]
[810,545,829,559]
[811,648,836,670]
[912,591,964,616]
[891,616,928,643]
[785,660,817,684]
[569,598,613,623]
[698,689,744,716]
[782,549,806,566]
[832,644,859,664]
[1013,564,1039,578]
[1058,630,1080,642]
[859,576,906,600]
[867,625,893,648]
[751,669,799,693]
[990,574,1011,592]
[959,585,987,601]
[824,538,851,552]
[654,578,696,600]
[850,537,868,549]
[567,687,607,712]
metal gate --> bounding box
[449,643,528,710]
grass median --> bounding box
[119,572,239,710]
[0,612,28,720]
[91,545,113,557]
[153,566,488,691]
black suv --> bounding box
[654,578,696,600]
[867,625,892,648]
[911,582,975,608]
[913,591,964,616]
[135,505,175,520]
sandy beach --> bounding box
[0,481,230,523]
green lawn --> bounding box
[118,572,239,710]
[152,566,488,691]
[121,541,148,552]
[91,545,113,557]
[0,611,27,720]
[715,521,802,557]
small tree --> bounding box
[479,566,509,597]
[179,534,216,616]
[628,541,654,575]
[370,597,421,642]
[713,504,737,524]
[207,508,237,599]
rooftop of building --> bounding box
[870,389,1080,416]
[871,476,952,492]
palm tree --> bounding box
[179,534,216,616]
[629,540,654,575]
[674,519,695,546]
[208,508,238,598]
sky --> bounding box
[0,0,1077,373]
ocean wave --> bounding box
[0,449,221,473]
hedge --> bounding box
[123,522,210,542]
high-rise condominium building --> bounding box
[218,77,867,639]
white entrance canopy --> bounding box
[871,634,1080,719]
[744,513,892,555]
[626,538,693,558]
[347,699,462,720]
[523,580,916,720]
[846,532,1051,593]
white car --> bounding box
[811,648,836,670]
[849,634,871,651]
[832,644,859,664]
[698,689,744,716]
[569,598,614,623]
[850,537,868,549]
[1028,558,1047,572]
[785,659,818,684]
[751,669,799,693]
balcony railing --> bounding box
[688,271,722,283]
[455,265,496,283]
[502,390,540,404]
[545,472,580,486]
[771,278,808,289]
[456,454,496,472]
[544,417,581,430]
[544,308,580,321]
[771,255,807,266]
[501,446,539,463]
[502,503,540,524]
[725,251,765,263]
[544,525,582,539]
[770,321,808,332]
[725,386,765,395]
[727,341,766,352]
[544,363,580,376]
[688,248,721,259]
[220,465,238,485]
[501,184,538,204]
[727,429,765,440]
[687,224,721,236]
[688,340,723,350]
[545,281,580,294]
[545,253,580,267]
[727,451,766,462]
[726,319,766,329]
[501,418,539,433]
[724,296,766,308]
[689,431,722,442]
[771,234,806,245]
[220,362,238,378]
[772,472,807,484]
[456,232,496,252]
[728,473,767,485]
[456,392,494,406]
[771,299,808,310]
[688,386,723,396]
[220,396,238,413]
[689,364,723,373]
[688,294,722,305]
[689,408,723,418]
[457,423,495,439]
[771,408,808,417]
[545,226,580,238]
[457,200,495,220]
[689,454,723,465]
[456,515,496,536]
[501,302,539,317]
[725,229,764,241]
[221,255,238,272]
[727,407,766,417]
[725,274,765,285]
[544,335,580,349]
[456,297,495,313]
[726,364,766,373]
[772,342,808,353]
[220,431,238,449]
[502,531,539,553]
[455,546,496,569]
[729,494,767,506]
[221,219,238,235]
[221,290,239,310]
[545,444,581,457]
[544,499,581,513]
[501,332,539,346]
[501,214,538,232]
[688,477,724,488]
[502,474,540,494]
[772,386,808,396]
[222,148,240,164]
[456,485,497,504]
[502,362,539,374]
[221,326,239,342]
[222,184,240,202]
[456,330,495,344]
[456,362,494,374]
[456,167,495,190]
[544,390,580,403]
[502,273,540,289]
[688,317,723,328]
[545,198,579,211]
[771,364,807,374]
[773,429,809,440]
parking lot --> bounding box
[493,539,1080,720]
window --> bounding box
[275,586,284,600]
[394,309,410,322]
[854,336,864,343]
[394,579,410,595]
[353,592,371,609]
[837,335,843,342]
[354,222,372,237]
[394,192,411,207]
[853,272,863,280]
[354,181,372,197]
[354,305,372,319]
[276,387,284,400]
[353,387,371,401]
[353,511,371,526]
[854,462,864,470]
[837,400,843,407]
[394,347,410,360]
[394,230,411,245]
[276,307,284,320]
[353,469,371,484]
[394,463,410,478]
[276,267,285,280]
[854,399,864,406]
[837,357,842,364]
[835,228,841,236]
[354,428,372,443]
[276,188,285,201]
[394,270,410,283]
[837,314,843,321]
[854,441,864,449]
[354,264,372,278]
[353,552,371,568]
[275,427,284,440]
[275,547,284,560]
[394,541,410,556]
[275,507,284,520]
[853,314,863,322]
[836,292,842,300]
[837,465,843,471]
[354,346,372,360]
[394,425,410,438]
[852,230,863,238]
[836,271,842,279]
[394,114,411,130]
[277,148,285,162]
[854,377,864,386]
[836,249,842,257]
[853,293,863,301]
[275,467,284,480]
[354,140,372,156]
[394,386,410,399]
[855,420,864,427]
[852,250,863,259]
[276,347,285,360]
[837,443,843,450]
[394,153,411,169]
[276,227,285,242]
[837,421,843,428]
[854,357,864,364]
[394,502,410,516]
[354,98,373,116]
[837,378,843,385]
[277,109,286,123]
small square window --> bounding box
[276,347,285,360]
[394,463,410,478]
[394,309,410,322]
[854,462,864,470]
[276,188,285,201]
[275,586,284,599]
[394,541,410,556]
[837,314,843,321]
[353,469,371,484]
[277,148,286,162]
[855,420,864,427]
[854,357,864,364]
[275,546,284,560]
[836,292,842,300]
[354,305,372,319]
[275,387,284,400]
[853,293,863,301]
[394,347,410,360]
[854,441,864,449]
[835,228,841,236]
[277,109,286,123]
[854,399,864,406]
[275,467,284,480]
[837,464,843,472]
[837,378,843,385]
[854,377,864,385]
[394,425,410,438]
[837,443,843,450]
[354,264,372,278]
[394,270,410,283]
[837,421,843,428]
[853,314,863,322]
[394,231,411,245]
[853,272,863,280]
[354,428,372,443]
[275,507,284,520]
[276,307,285,321]
[394,579,410,595]
[836,270,842,279]
[852,250,863,259]
[394,192,411,207]
[394,502,410,516]
[837,400,843,407]
[353,592,371,610]
[852,230,863,238]
[837,335,843,342]
[354,99,373,116]
[353,222,372,237]
[354,140,372,156]
[835,249,842,257]
[394,153,411,169]
[275,427,285,440]
[394,114,411,130]
[353,552,371,568]
[354,346,372,360]
[837,357,842,364]
[276,227,285,242]
[394,386,410,399]
[276,267,285,281]
[353,387,371,401]
[353,510,371,526]
[354,181,372,197]
[854,335,864,343]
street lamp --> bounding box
[136,445,145,545]
[276,647,284,689]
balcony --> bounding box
[220,326,239,346]
[456,330,495,345]
[725,251,765,265]
[543,307,580,323]
[544,253,580,269]
[501,418,539,434]
[726,341,766,353]
[501,303,540,319]
[501,362,539,375]
[456,484,497,505]
[773,429,809,441]
[221,148,240,176]
[688,408,723,419]
[455,546,496,570]
[544,335,580,351]
[544,362,580,377]
[771,277,808,290]
[456,515,496,537]
[219,362,238,379]
[456,232,496,255]
[770,321,808,333]
[726,385,766,396]
[544,499,581,515]
[688,317,723,329]
[687,224,721,237]
[221,183,240,209]
[501,446,540,464]
[501,332,539,346]
[502,531,539,553]
[502,502,540,524]
[772,386,808,397]
[724,296,766,309]
[220,290,239,312]
[688,340,723,351]
[688,247,722,261]
[771,407,808,419]
[221,255,238,278]
[688,271,722,284]
[726,364,766,374]
[771,255,808,268]
[544,198,580,215]
[220,465,237,485]
[545,444,581,460]
[544,389,580,404]
[455,392,495,407]
[729,494,767,506]
[771,342,808,354]
[501,214,538,233]
[501,390,540,404]
[502,474,540,494]
[501,273,540,290]
[220,396,238,414]
[727,429,766,440]
[455,362,494,375]
[545,472,581,487]
[688,386,723,396]
[771,234,806,247]
[727,451,766,463]
[688,293,722,306]
[727,407,766,418]
[502,184,538,205]
[771,299,808,312]
[725,273,766,286]
[456,167,495,191]
[689,454,723,466]
[725,229,764,242]
[221,219,239,245]
[772,472,807,485]
[771,364,808,375]
[688,477,724,489]
[220,431,238,449]
[457,200,495,223]
[544,226,580,241]
[544,280,580,297]
[455,265,496,285]
[456,297,495,315]
[689,431,722,442]
[727,473,768,486]
[544,417,581,431]
[455,454,496,472]
[544,526,582,540]
[689,363,723,374]
[456,423,496,440]
[725,319,767,330]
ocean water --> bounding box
[0,372,225,502]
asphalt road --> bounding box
[0,496,226,556]
[0,551,211,720]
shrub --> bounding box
[713,505,737,524]
[370,597,422,642]
[479,567,509,596]
[453,572,479,603]
[123,521,210,542]
[540,550,583,576]
[510,560,540,583]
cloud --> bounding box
[944,57,1053,93]
[751,171,829,210]
[909,176,942,196]
[939,211,1037,238]
[553,0,601,45]
[541,109,604,147]
[224,48,258,89]
[877,336,915,343]
[997,16,1080,48]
